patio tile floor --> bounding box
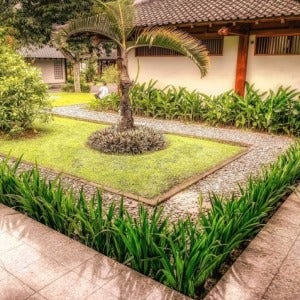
[0,204,190,300]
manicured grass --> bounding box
[0,117,244,198]
[50,92,95,107]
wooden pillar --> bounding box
[235,34,249,96]
[64,59,68,82]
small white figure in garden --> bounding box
[98,82,109,99]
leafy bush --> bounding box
[0,31,50,136]
[201,90,237,125]
[91,81,300,136]
[100,64,119,84]
[235,84,300,135]
[61,82,91,93]
[1,142,299,298]
[131,80,204,121]
[83,59,97,83]
[89,92,119,111]
[88,126,166,154]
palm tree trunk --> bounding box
[117,50,134,131]
[73,60,81,93]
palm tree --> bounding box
[52,0,209,131]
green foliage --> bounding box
[88,125,166,154]
[84,60,97,83]
[95,81,300,136]
[235,84,300,135]
[3,0,94,46]
[0,33,50,136]
[100,65,119,84]
[61,82,91,93]
[0,142,299,297]
[89,92,120,111]
[130,80,204,120]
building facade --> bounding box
[20,45,67,86]
[128,0,300,95]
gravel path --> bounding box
[51,105,294,219]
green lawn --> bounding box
[50,92,95,107]
[0,117,244,199]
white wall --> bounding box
[33,59,66,84]
[246,35,300,91]
[128,36,239,95]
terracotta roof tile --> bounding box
[135,0,300,26]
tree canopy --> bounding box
[1,0,94,45]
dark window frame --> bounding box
[255,34,300,56]
[54,59,64,80]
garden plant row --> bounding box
[90,80,300,136]
[0,141,299,298]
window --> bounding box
[135,38,224,57]
[54,59,64,79]
[201,38,224,55]
[135,47,181,57]
[255,35,300,55]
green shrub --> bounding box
[0,142,299,297]
[201,90,237,125]
[0,32,50,136]
[84,60,97,83]
[89,92,120,111]
[130,80,204,120]
[101,65,119,84]
[61,82,91,93]
[88,125,166,154]
[91,81,300,136]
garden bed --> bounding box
[0,116,245,204]
[0,142,299,299]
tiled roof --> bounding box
[19,45,65,59]
[135,0,300,27]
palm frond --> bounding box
[129,27,210,78]
[95,0,135,42]
[51,13,122,56]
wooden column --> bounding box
[235,34,249,96]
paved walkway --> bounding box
[206,185,300,300]
[0,204,190,300]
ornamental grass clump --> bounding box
[0,141,299,298]
[88,126,166,154]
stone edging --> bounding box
[205,185,300,300]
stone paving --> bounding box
[205,185,300,300]
[0,204,190,300]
